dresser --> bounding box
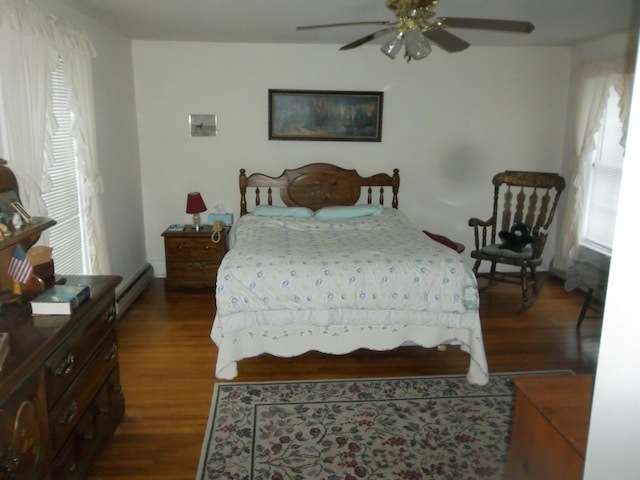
[505,374,593,480]
[162,225,227,290]
[0,275,123,480]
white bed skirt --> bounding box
[210,316,489,386]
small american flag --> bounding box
[8,243,33,284]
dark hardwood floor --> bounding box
[87,276,602,479]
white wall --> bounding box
[32,0,147,291]
[131,41,571,275]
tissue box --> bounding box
[208,213,234,226]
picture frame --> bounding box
[268,89,383,142]
[189,114,217,137]
[11,201,32,223]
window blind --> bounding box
[42,59,85,274]
[582,85,625,254]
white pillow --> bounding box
[315,204,384,220]
[253,205,314,218]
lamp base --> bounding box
[192,213,201,231]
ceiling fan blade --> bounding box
[440,17,534,33]
[339,27,396,50]
[297,21,393,30]
[423,27,470,52]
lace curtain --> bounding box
[554,55,635,271]
[0,0,109,274]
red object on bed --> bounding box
[423,230,459,251]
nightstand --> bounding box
[162,225,228,290]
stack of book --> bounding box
[30,284,91,316]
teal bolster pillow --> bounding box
[253,206,314,218]
[315,204,384,220]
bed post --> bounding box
[239,169,248,216]
[392,168,400,209]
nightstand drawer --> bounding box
[165,237,224,259]
[166,259,220,277]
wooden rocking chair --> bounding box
[468,171,566,308]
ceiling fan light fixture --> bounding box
[380,31,404,59]
[405,28,431,60]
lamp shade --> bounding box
[380,31,404,59]
[405,29,431,60]
[186,192,207,214]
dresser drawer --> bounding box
[49,332,119,455]
[52,411,92,480]
[165,237,225,260]
[52,367,124,480]
[92,367,125,440]
[45,301,117,410]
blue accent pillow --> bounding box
[253,205,314,218]
[315,204,384,220]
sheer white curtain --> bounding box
[0,0,109,273]
[554,55,635,271]
[0,0,58,212]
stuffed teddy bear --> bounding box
[498,222,533,252]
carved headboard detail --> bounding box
[239,163,400,216]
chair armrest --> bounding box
[468,217,494,227]
[468,216,495,250]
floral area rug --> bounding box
[197,372,566,480]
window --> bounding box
[42,59,88,274]
[581,85,625,255]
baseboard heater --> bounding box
[115,263,154,317]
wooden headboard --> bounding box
[239,163,400,216]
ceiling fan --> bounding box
[297,0,534,62]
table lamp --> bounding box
[186,192,207,231]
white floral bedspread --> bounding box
[215,209,479,327]
[212,209,488,384]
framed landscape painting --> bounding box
[268,89,383,142]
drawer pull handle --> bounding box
[55,353,75,377]
[59,400,78,425]
[103,304,117,324]
[105,343,118,362]
[188,263,203,270]
[0,445,20,473]
[178,245,184,251]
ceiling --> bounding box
[59,0,639,49]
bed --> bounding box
[211,163,489,385]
